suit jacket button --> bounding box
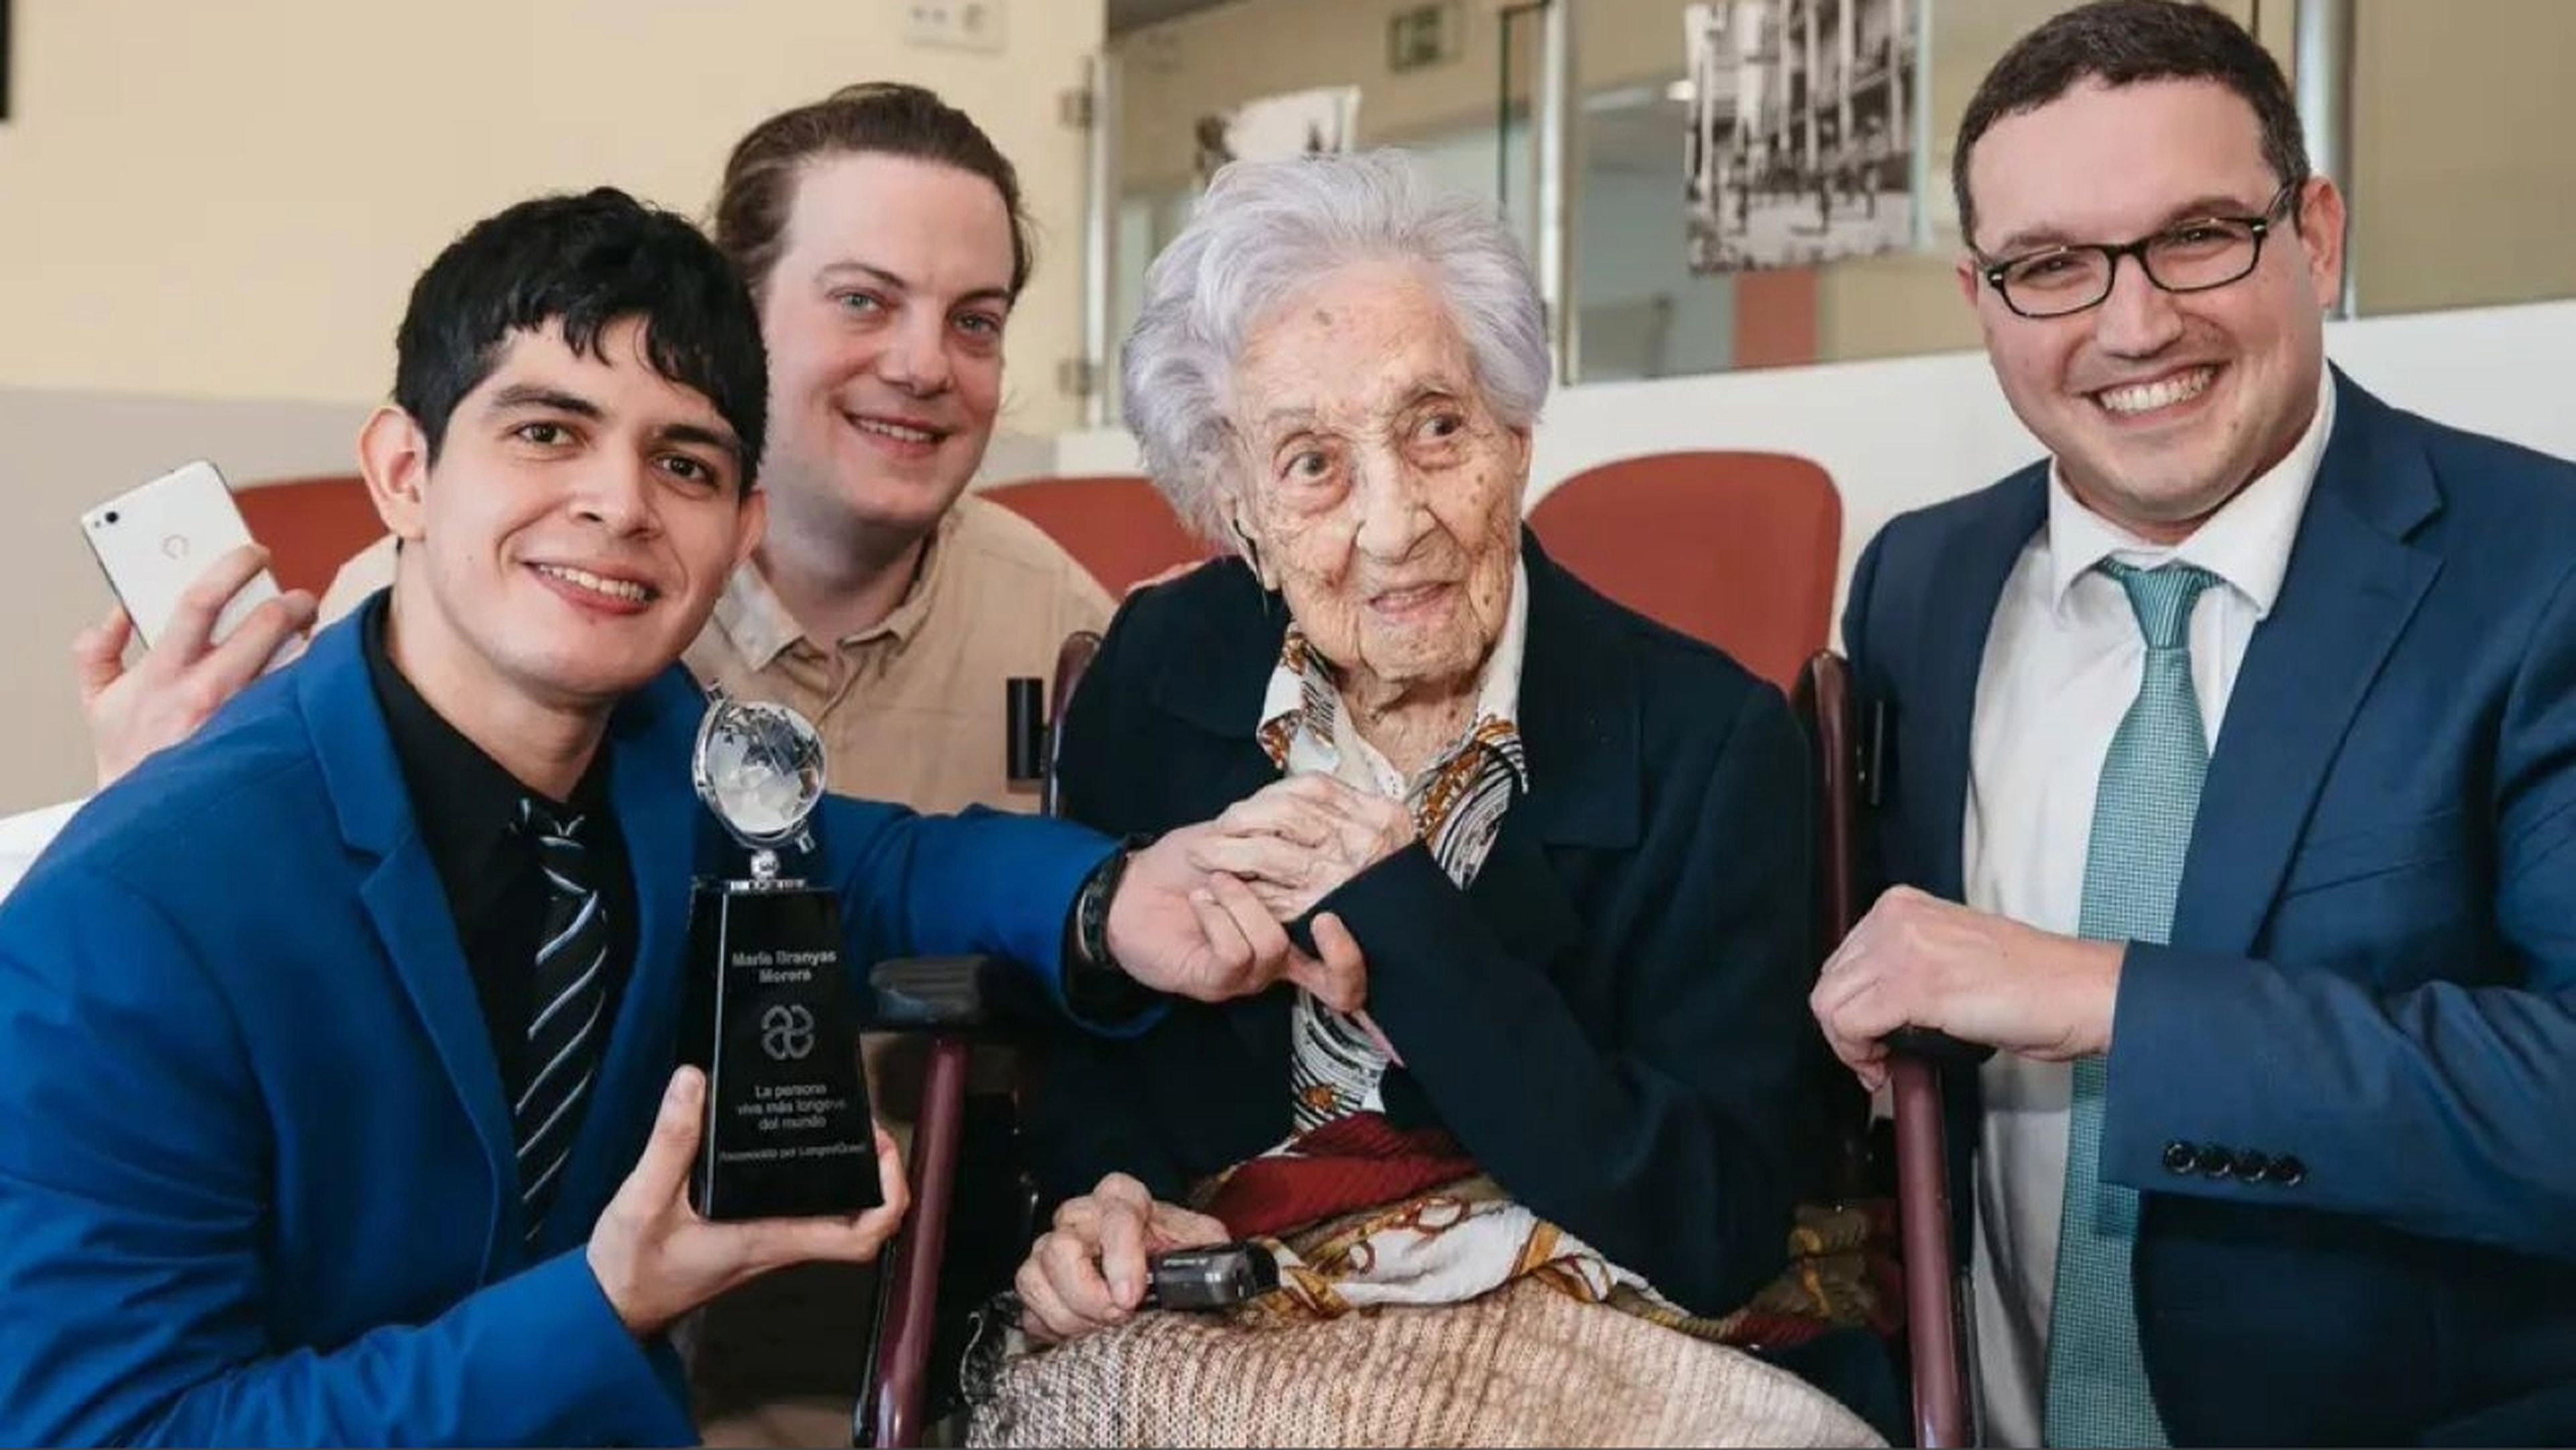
[2195,1145,2237,1178]
[2235,1150,2271,1181]
[2162,1139,2197,1174]
[2267,1154,2307,1187]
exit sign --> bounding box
[1387,2,1463,74]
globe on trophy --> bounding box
[680,689,881,1221]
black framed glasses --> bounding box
[1978,180,2304,319]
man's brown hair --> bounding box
[712,82,1033,300]
[1953,0,2308,248]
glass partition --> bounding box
[1574,75,1731,380]
[1098,0,2576,400]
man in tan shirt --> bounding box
[686,494,1107,816]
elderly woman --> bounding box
[981,152,1874,1447]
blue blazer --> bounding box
[0,607,1114,1447]
[1845,373,2576,1445]
[1020,537,1818,1322]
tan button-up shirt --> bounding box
[684,496,1113,816]
[683,496,1113,1123]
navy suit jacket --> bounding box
[1020,537,1817,1320]
[0,606,1116,1446]
[1845,372,2576,1445]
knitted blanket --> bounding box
[965,1274,1882,1447]
[964,1115,1887,1447]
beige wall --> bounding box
[2351,0,2576,317]
[0,0,1105,430]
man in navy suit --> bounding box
[0,188,1346,1447]
[1809,3,2576,1445]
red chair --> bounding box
[982,475,1215,598]
[1795,651,1972,1448]
[1527,453,1841,692]
[233,476,384,600]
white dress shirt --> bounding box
[1962,371,2337,1446]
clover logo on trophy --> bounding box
[759,1003,818,1062]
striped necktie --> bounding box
[516,799,610,1241]
[2044,559,2220,1447]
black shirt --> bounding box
[360,596,638,1111]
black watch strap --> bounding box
[1063,834,1158,1021]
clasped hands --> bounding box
[1106,772,1415,1015]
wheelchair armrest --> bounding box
[1889,1054,1970,1449]
[862,1034,971,1449]
[868,955,1012,1031]
[857,955,1038,1447]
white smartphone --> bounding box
[80,460,285,656]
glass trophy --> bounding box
[680,688,881,1221]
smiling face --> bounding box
[754,151,1014,539]
[1226,260,1528,698]
[1960,77,2345,540]
[367,317,763,712]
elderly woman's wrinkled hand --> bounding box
[1016,1172,1231,1348]
[1185,773,1418,922]
[1106,826,1370,1011]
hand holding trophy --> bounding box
[681,688,883,1221]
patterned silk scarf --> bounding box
[1252,578,1529,1131]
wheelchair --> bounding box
[849,636,1975,1447]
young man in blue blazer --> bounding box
[0,188,1343,1447]
[1810,3,2576,1445]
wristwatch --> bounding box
[1063,834,1158,1019]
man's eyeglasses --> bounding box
[1978,180,2305,320]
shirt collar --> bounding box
[1473,555,1531,730]
[707,506,962,670]
[2043,366,2337,621]
[874,506,957,643]
[1256,557,1532,789]
[359,593,611,883]
[706,561,801,671]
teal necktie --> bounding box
[2044,560,2220,1449]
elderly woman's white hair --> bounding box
[1120,149,1554,543]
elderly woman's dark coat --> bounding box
[1022,534,1819,1320]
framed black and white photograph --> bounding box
[1684,0,1921,274]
